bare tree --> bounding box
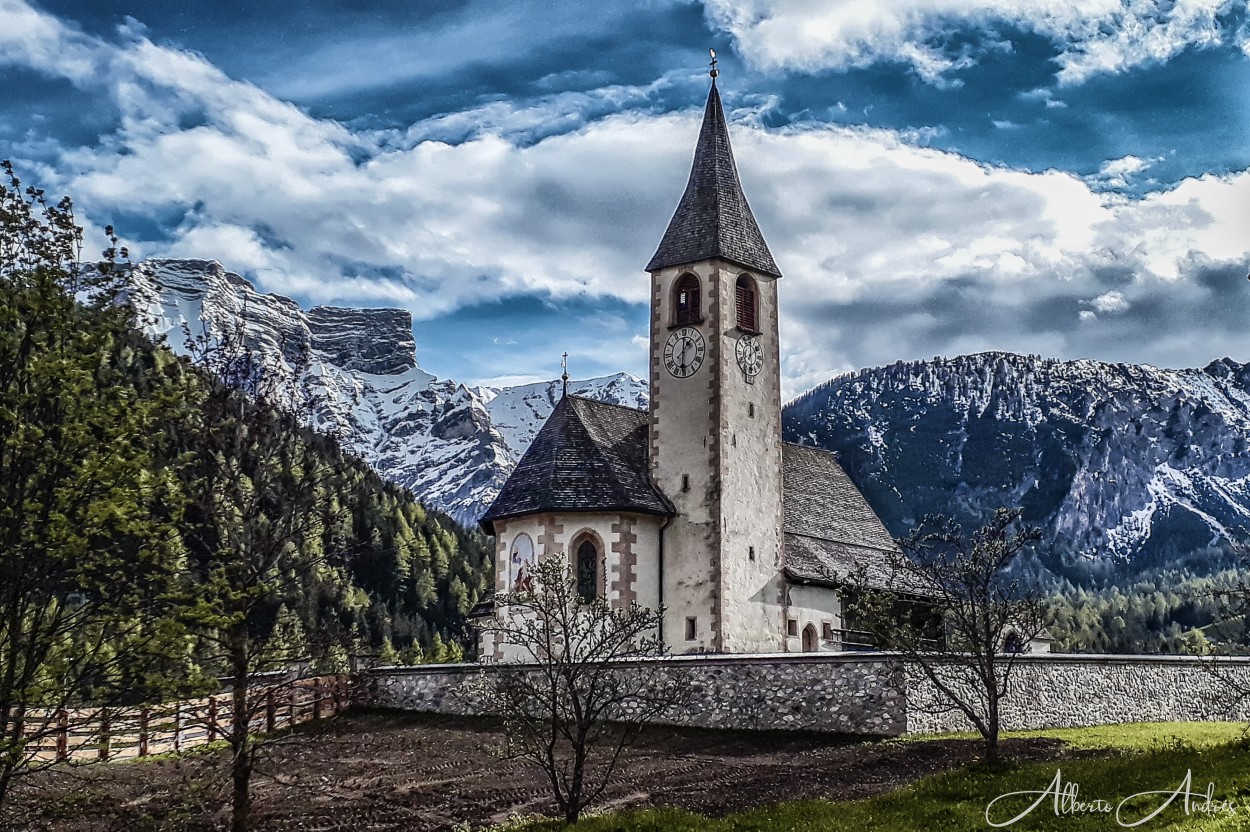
[845,507,1045,762]
[1195,539,1250,714]
[476,556,683,824]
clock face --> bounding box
[736,334,763,377]
[664,327,706,378]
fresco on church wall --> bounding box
[509,533,536,594]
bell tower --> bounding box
[646,65,785,653]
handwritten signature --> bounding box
[986,769,1239,828]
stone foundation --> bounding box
[363,653,1250,737]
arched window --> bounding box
[735,274,758,332]
[673,274,701,326]
[1003,631,1025,654]
[576,539,599,603]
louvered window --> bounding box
[674,274,701,325]
[735,274,758,332]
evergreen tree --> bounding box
[0,164,188,810]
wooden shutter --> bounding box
[735,281,756,331]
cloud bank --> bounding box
[702,0,1243,86]
[2,0,1248,393]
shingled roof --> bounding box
[781,443,924,593]
[479,401,916,592]
[645,80,781,278]
[478,396,673,534]
[781,443,897,550]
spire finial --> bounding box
[709,47,719,79]
[561,351,569,398]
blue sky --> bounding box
[3,0,1249,394]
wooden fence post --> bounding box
[266,689,276,733]
[332,676,342,714]
[98,708,111,761]
[55,709,68,762]
[139,708,150,757]
[287,685,296,726]
[312,677,322,720]
[173,703,182,752]
[207,696,218,741]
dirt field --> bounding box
[9,710,1081,831]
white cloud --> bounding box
[5,0,1249,391]
[1092,291,1130,313]
[701,0,1240,86]
[1088,154,1164,190]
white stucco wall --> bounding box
[481,512,664,662]
[786,583,845,653]
[649,261,723,652]
[649,259,786,653]
[713,265,785,653]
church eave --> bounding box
[646,251,781,279]
[479,503,674,536]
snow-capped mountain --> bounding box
[130,260,1250,578]
[126,259,647,526]
[783,352,1250,579]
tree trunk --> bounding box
[229,630,252,832]
[564,732,587,824]
[0,761,13,812]
[984,680,1001,764]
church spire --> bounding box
[645,71,780,278]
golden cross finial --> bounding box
[561,351,569,398]
[709,48,719,79]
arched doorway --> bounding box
[801,623,818,652]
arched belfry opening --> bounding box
[673,273,701,325]
[735,274,758,332]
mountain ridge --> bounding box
[784,350,1250,580]
[124,258,648,526]
[128,259,1250,578]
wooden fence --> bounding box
[20,675,352,763]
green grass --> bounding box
[924,721,1250,752]
[509,723,1250,831]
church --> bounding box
[477,71,901,657]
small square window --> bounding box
[681,474,690,492]
[822,623,835,642]
[748,546,755,561]
[786,619,798,637]
[685,617,697,641]
[748,403,755,418]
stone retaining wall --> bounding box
[905,654,1250,733]
[363,653,1250,737]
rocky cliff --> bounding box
[125,259,647,526]
[784,352,1250,579]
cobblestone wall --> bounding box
[364,653,1250,737]
[905,655,1250,733]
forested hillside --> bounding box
[0,165,490,728]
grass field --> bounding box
[518,723,1250,831]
